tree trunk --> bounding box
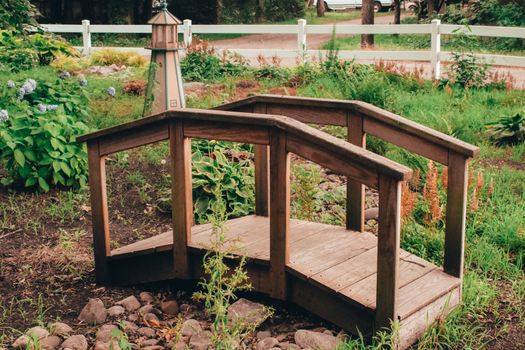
[394,0,401,24]
[317,0,325,17]
[427,0,436,16]
[257,0,265,23]
[361,0,374,48]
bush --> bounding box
[264,0,305,22]
[0,75,90,191]
[486,110,525,145]
[89,49,148,67]
[0,30,78,72]
[0,0,38,32]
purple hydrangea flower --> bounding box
[47,104,59,111]
[18,87,26,100]
[59,71,71,79]
[0,109,8,122]
[27,79,37,90]
[7,80,15,89]
[107,86,116,97]
[79,77,88,87]
[37,103,47,113]
[22,81,34,95]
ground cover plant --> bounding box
[1,38,525,350]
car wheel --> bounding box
[374,1,382,12]
[324,1,332,11]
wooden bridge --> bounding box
[78,95,479,349]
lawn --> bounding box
[1,48,524,349]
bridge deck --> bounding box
[109,215,460,344]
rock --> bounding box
[137,327,156,338]
[140,346,163,350]
[189,331,213,350]
[121,321,138,332]
[138,305,161,316]
[181,319,202,337]
[171,342,186,350]
[227,298,266,326]
[12,335,29,349]
[277,343,300,350]
[141,339,159,347]
[142,313,160,327]
[257,337,278,350]
[40,336,62,350]
[108,306,126,317]
[129,344,140,350]
[128,314,139,322]
[117,296,141,312]
[78,298,107,325]
[365,207,379,221]
[51,323,73,337]
[60,335,88,350]
[96,324,118,342]
[27,326,50,340]
[294,330,339,350]
[94,341,121,350]
[257,331,272,340]
[139,292,154,304]
[160,300,179,315]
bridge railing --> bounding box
[40,19,525,79]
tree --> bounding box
[317,0,325,17]
[361,0,374,47]
[256,0,265,23]
[393,0,401,24]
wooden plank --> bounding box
[363,118,449,165]
[171,120,193,279]
[269,129,290,300]
[347,112,366,231]
[266,104,347,126]
[87,141,111,284]
[339,253,437,310]
[254,103,270,216]
[375,175,401,330]
[444,152,469,279]
[183,120,270,145]
[98,121,169,156]
[286,133,380,189]
[397,269,461,319]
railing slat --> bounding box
[269,129,290,300]
[254,103,270,217]
[376,175,402,330]
[347,112,366,232]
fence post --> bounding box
[82,19,91,56]
[431,19,441,80]
[183,19,192,48]
[297,19,307,59]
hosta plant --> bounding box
[0,76,90,192]
[486,110,525,145]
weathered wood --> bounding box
[183,120,270,145]
[287,134,380,188]
[266,103,347,126]
[444,152,469,278]
[254,103,270,216]
[375,175,402,330]
[98,121,169,156]
[170,120,192,278]
[363,117,449,165]
[87,141,111,283]
[269,129,290,300]
[347,112,366,231]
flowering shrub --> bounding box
[0,75,89,192]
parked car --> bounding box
[313,0,394,12]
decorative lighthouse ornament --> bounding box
[144,0,185,116]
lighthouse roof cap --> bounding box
[148,8,182,25]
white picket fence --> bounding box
[41,19,525,79]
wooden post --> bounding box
[170,120,193,279]
[375,175,401,330]
[87,141,110,283]
[254,103,269,216]
[347,112,366,232]
[444,152,469,279]
[431,19,441,80]
[269,129,290,300]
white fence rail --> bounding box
[41,19,525,80]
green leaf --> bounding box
[38,177,50,192]
[14,149,25,167]
[25,177,37,187]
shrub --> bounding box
[0,0,38,32]
[486,110,525,145]
[440,52,490,90]
[264,0,305,22]
[0,76,90,191]
[0,30,78,72]
[89,49,147,67]
[182,51,224,82]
